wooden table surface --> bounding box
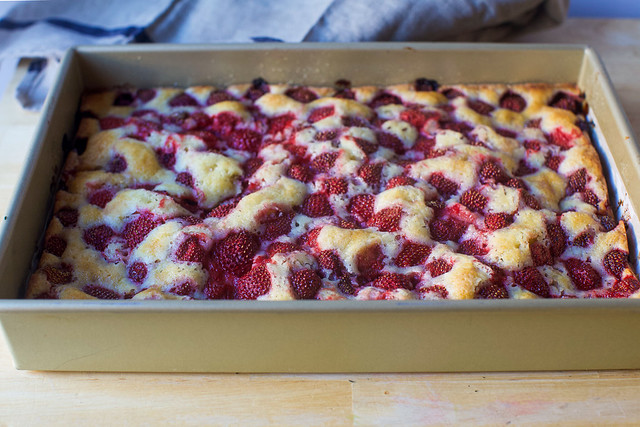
[2,18,640,426]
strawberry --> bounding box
[367,206,403,232]
[302,193,334,217]
[203,276,232,299]
[414,78,439,91]
[544,154,562,172]
[289,269,322,299]
[582,190,599,207]
[266,242,299,257]
[567,168,587,195]
[176,172,194,188]
[546,222,567,258]
[498,128,518,139]
[84,224,114,251]
[44,263,73,284]
[334,89,355,99]
[523,192,542,210]
[377,132,404,153]
[358,163,383,186]
[355,244,385,280]
[467,99,495,116]
[428,173,459,197]
[228,128,262,152]
[170,281,197,297]
[181,112,211,131]
[459,189,487,213]
[56,208,78,227]
[369,92,402,108]
[505,178,527,190]
[458,239,488,256]
[206,90,235,106]
[323,177,348,195]
[122,214,157,248]
[485,212,513,230]
[372,272,412,290]
[211,112,240,136]
[549,92,583,114]
[530,241,552,266]
[546,128,575,150]
[598,215,617,232]
[514,160,537,177]
[514,267,550,297]
[478,160,507,184]
[337,275,357,295]
[399,109,430,129]
[217,230,259,276]
[113,91,134,106]
[348,194,375,222]
[83,284,121,300]
[420,285,449,299]
[565,258,602,291]
[128,262,147,284]
[499,91,527,112]
[394,241,431,267]
[235,264,271,299]
[475,282,509,299]
[308,106,335,123]
[413,135,435,153]
[285,87,318,103]
[300,227,323,248]
[156,149,176,169]
[441,88,464,99]
[44,236,67,257]
[429,217,468,242]
[260,209,294,240]
[342,116,369,128]
[613,277,640,294]
[315,130,338,141]
[572,231,594,247]
[287,163,313,182]
[88,188,114,208]
[603,249,628,278]
[245,77,269,101]
[318,250,345,276]
[99,116,125,130]
[524,139,542,152]
[267,113,295,134]
[312,152,339,173]
[107,154,127,173]
[136,89,156,103]
[243,157,263,177]
[169,92,199,107]
[426,259,452,277]
[386,176,416,189]
[176,235,206,264]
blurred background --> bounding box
[569,0,640,18]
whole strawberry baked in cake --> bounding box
[26,78,640,300]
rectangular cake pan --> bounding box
[1,43,640,372]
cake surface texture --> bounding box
[26,78,640,300]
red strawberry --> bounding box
[203,276,231,299]
[499,91,527,112]
[478,160,507,184]
[84,224,114,251]
[369,92,402,108]
[414,135,436,154]
[206,90,235,106]
[475,282,509,299]
[99,116,125,130]
[245,77,269,101]
[358,163,383,186]
[235,264,271,299]
[514,267,550,298]
[285,87,318,103]
[311,152,339,173]
[524,139,542,152]
[582,190,599,207]
[44,263,73,284]
[549,92,583,114]
[308,106,335,123]
[485,212,513,230]
[544,155,562,171]
[546,127,575,150]
[613,276,640,294]
[323,177,348,195]
[56,208,78,227]
[260,209,294,240]
[302,193,334,217]
[266,242,299,257]
[514,160,537,177]
[176,172,195,188]
[169,92,199,107]
[211,112,240,136]
[603,249,628,278]
[348,194,375,222]
[566,168,587,195]
[429,217,468,242]
[386,176,416,189]
[88,188,114,208]
[467,99,495,116]
[598,215,617,232]
[426,259,452,277]
[217,230,259,276]
[441,88,464,99]
[122,214,157,248]
[530,241,552,266]
[228,128,262,152]
[415,78,439,91]
[372,272,412,290]
[505,178,527,190]
[83,284,121,300]
[287,163,313,182]
[428,173,459,197]
[315,130,338,141]
[44,236,67,257]
[399,109,431,129]
[107,154,127,173]
[395,241,431,267]
[572,231,594,247]
[244,157,263,177]
[337,275,357,295]
[458,239,488,256]
[170,281,197,297]
[377,132,404,153]
[498,127,518,138]
[547,222,567,258]
[367,206,403,232]
[289,269,322,299]
[342,116,369,128]
[460,189,487,213]
[128,262,147,284]
[156,149,176,169]
[355,244,385,280]
[523,192,542,210]
[268,113,295,134]
[136,89,156,103]
[565,258,602,291]
[113,91,134,106]
[181,112,212,131]
[300,227,323,248]
[176,235,206,263]
[318,250,345,276]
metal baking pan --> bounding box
[1,43,639,372]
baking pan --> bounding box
[1,43,639,372]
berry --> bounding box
[530,241,552,266]
[285,87,318,103]
[395,241,431,267]
[206,90,234,105]
[459,189,487,213]
[84,224,114,251]
[428,173,459,197]
[217,230,259,276]
[549,92,583,114]
[107,154,127,173]
[485,212,513,230]
[386,176,416,189]
[415,78,439,92]
[315,130,338,141]
[355,244,385,280]
[426,259,452,277]
[260,209,294,240]
[113,91,134,106]
[87,188,114,209]
[308,106,335,123]
[478,160,507,184]
[337,276,357,295]
[83,284,121,300]
[268,113,295,134]
[99,117,125,130]
[169,92,199,107]
[244,157,263,177]
[369,92,402,108]
[399,109,432,129]
[505,178,527,190]
[311,152,339,173]
[546,128,575,150]
[441,88,464,99]
[56,208,78,227]
[323,177,348,195]
[176,172,195,188]
[514,160,537,177]
[300,227,323,248]
[429,217,467,242]
[545,155,562,171]
[287,164,313,182]
[318,250,345,276]
[44,236,67,257]
[245,78,269,101]
[302,193,334,217]
[523,192,542,210]
[236,264,271,299]
[582,190,599,207]
[377,132,404,153]
[524,139,542,152]
[565,258,602,291]
[458,239,488,256]
[367,206,403,232]
[289,269,322,299]
[599,215,617,232]
[170,281,196,297]
[156,149,176,169]
[352,137,378,155]
[613,277,640,294]
[358,163,383,186]
[572,231,594,247]
[136,89,156,103]
[467,99,495,116]
[514,267,550,298]
[475,282,509,299]
[603,249,628,278]
[348,194,375,222]
[567,168,587,195]
[181,112,211,131]
[342,116,369,128]
[211,112,240,136]
[414,135,436,153]
[547,223,567,258]
[44,263,73,284]
[122,214,157,248]
[228,128,262,152]
[372,273,412,290]
[128,262,147,284]
[266,242,299,257]
[499,91,526,112]
[176,235,206,263]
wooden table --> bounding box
[2,18,640,425]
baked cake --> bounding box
[26,78,640,300]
